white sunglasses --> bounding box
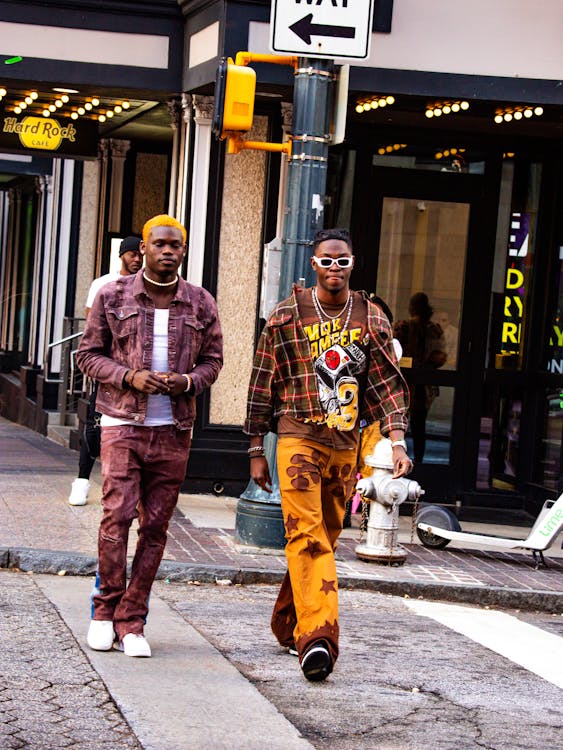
[312,256,354,269]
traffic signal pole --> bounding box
[235,57,335,549]
[279,57,334,297]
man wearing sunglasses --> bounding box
[244,228,411,682]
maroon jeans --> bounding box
[94,424,191,639]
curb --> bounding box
[2,546,561,614]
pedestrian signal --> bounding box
[212,57,256,140]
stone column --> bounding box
[107,138,131,234]
[187,95,213,286]
[167,97,182,218]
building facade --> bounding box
[0,0,561,518]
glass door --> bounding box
[351,165,491,501]
[378,196,468,466]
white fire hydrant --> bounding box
[355,438,424,564]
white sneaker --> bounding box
[87,620,115,651]
[119,633,152,658]
[68,478,90,506]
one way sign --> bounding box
[270,0,375,60]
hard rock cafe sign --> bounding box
[1,114,97,156]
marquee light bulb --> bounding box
[0,88,6,96]
[524,109,533,118]
[98,114,106,122]
[92,97,100,106]
[43,109,50,117]
[78,107,85,115]
[49,104,56,112]
[460,101,469,110]
[114,105,122,113]
[14,106,21,114]
[71,112,78,120]
[433,108,442,116]
[61,94,69,103]
[122,101,130,109]
[513,111,523,120]
[534,106,543,116]
[386,95,395,104]
[355,104,363,113]
[55,100,63,107]
[451,103,460,112]
[25,96,32,105]
[425,109,433,118]
[504,113,513,122]
[85,102,92,110]
[494,114,503,123]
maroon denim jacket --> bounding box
[76,270,223,430]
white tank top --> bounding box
[101,309,174,427]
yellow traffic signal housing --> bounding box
[212,58,256,139]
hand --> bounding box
[130,369,170,395]
[161,372,191,397]
[391,446,413,478]
[250,456,272,493]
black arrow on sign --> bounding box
[289,13,356,45]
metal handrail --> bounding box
[46,318,86,426]
[48,330,83,348]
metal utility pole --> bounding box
[235,57,334,549]
[279,58,334,297]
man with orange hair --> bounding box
[77,215,223,657]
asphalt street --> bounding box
[1,569,561,750]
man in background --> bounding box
[68,236,142,506]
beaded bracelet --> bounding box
[248,446,265,457]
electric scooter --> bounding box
[416,490,563,568]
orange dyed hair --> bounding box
[142,214,187,243]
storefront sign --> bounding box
[0,114,98,157]
[499,212,529,361]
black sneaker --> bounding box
[301,640,332,682]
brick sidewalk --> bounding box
[1,418,561,612]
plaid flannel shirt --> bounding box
[244,285,409,437]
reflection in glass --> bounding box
[377,198,467,371]
[536,390,563,491]
[405,386,454,465]
[394,292,447,463]
[477,386,521,491]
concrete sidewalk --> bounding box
[1,417,562,612]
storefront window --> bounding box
[478,159,543,491]
[537,218,563,491]
[536,389,563,492]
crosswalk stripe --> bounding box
[404,599,563,689]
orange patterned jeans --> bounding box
[271,437,357,665]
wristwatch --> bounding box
[390,439,407,450]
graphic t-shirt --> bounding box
[278,288,368,449]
